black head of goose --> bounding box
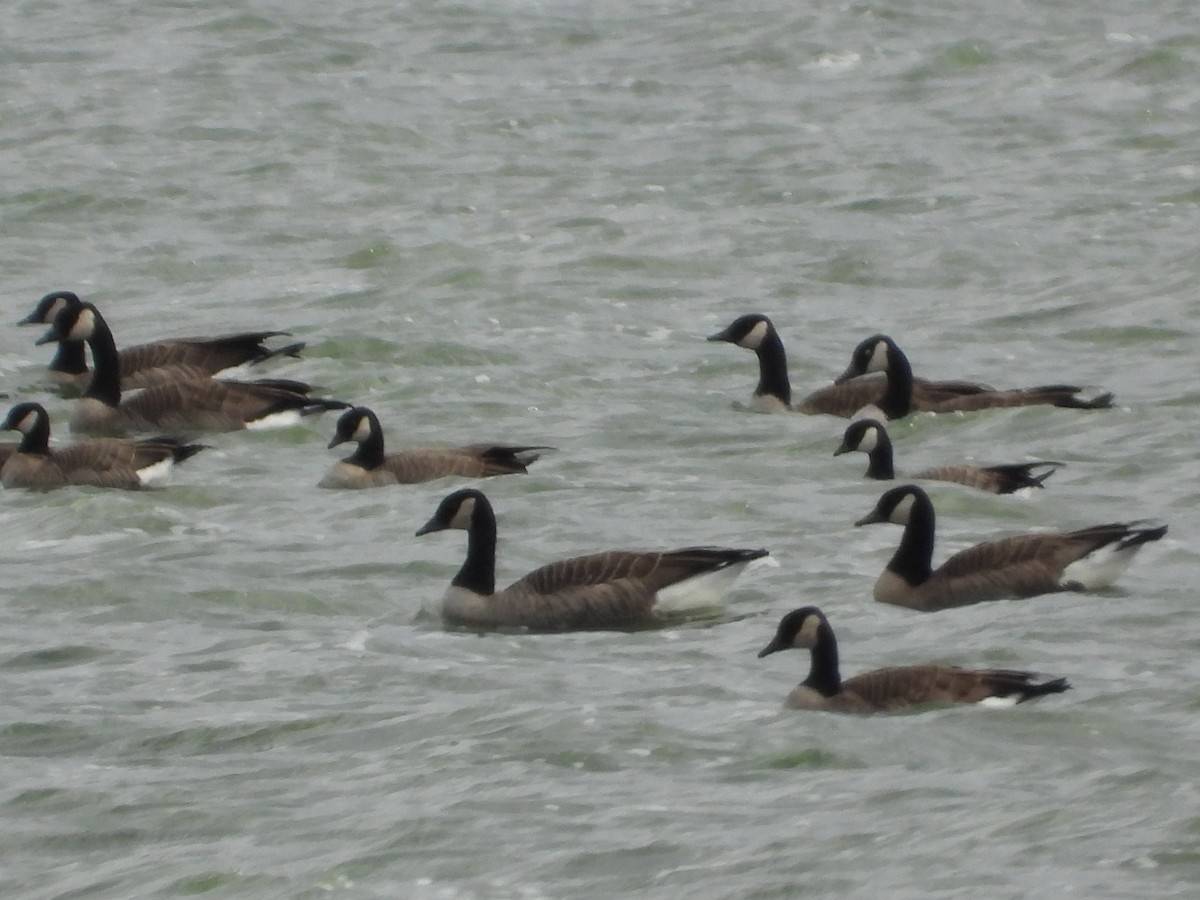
[320,406,550,488]
[757,606,1070,713]
[834,418,1061,494]
[836,334,1114,420]
[415,488,769,631]
[0,401,206,490]
[854,484,1167,611]
[21,290,305,392]
[36,302,347,435]
[706,314,1008,418]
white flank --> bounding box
[654,561,753,614]
[245,409,304,430]
[977,695,1021,709]
[135,457,175,486]
[850,404,886,423]
[749,393,790,413]
[1060,541,1145,590]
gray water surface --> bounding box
[1,2,1198,897]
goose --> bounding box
[19,291,305,392]
[855,484,1167,611]
[757,606,1070,712]
[1,401,205,489]
[320,406,549,488]
[415,488,769,631]
[837,334,1113,420]
[37,302,348,435]
[707,313,1007,417]
[835,419,1061,494]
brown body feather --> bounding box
[759,607,1070,713]
[1,402,204,490]
[858,485,1167,611]
[321,408,546,487]
[417,489,768,631]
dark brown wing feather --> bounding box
[797,375,996,418]
[117,378,330,432]
[925,385,1112,412]
[840,665,1061,711]
[511,547,758,596]
[913,462,1058,494]
[117,332,298,380]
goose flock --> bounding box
[6,294,1168,714]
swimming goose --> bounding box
[707,314,1005,417]
[0,401,205,489]
[835,419,1061,494]
[837,334,1113,420]
[37,302,348,435]
[19,291,305,391]
[757,606,1070,712]
[320,407,549,488]
[855,484,1167,611]
[415,488,769,631]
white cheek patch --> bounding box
[866,339,889,373]
[449,497,476,530]
[797,614,822,648]
[48,298,67,321]
[858,426,879,452]
[69,308,96,341]
[16,411,40,434]
[741,319,769,350]
[352,416,373,442]
[889,492,916,524]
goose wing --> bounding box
[386,444,547,482]
[118,378,342,432]
[925,385,1112,412]
[840,665,1067,710]
[118,332,301,380]
[914,461,1060,494]
[798,375,996,418]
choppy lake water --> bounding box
[1,1,1198,897]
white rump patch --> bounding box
[1060,541,1145,590]
[741,319,769,350]
[245,409,304,430]
[135,457,175,486]
[654,561,753,614]
[977,695,1020,709]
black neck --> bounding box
[878,339,914,419]
[48,340,89,377]
[864,429,896,479]
[886,492,935,586]
[803,619,843,696]
[17,414,52,456]
[754,329,791,406]
[452,499,497,595]
[346,412,386,469]
[81,309,122,407]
